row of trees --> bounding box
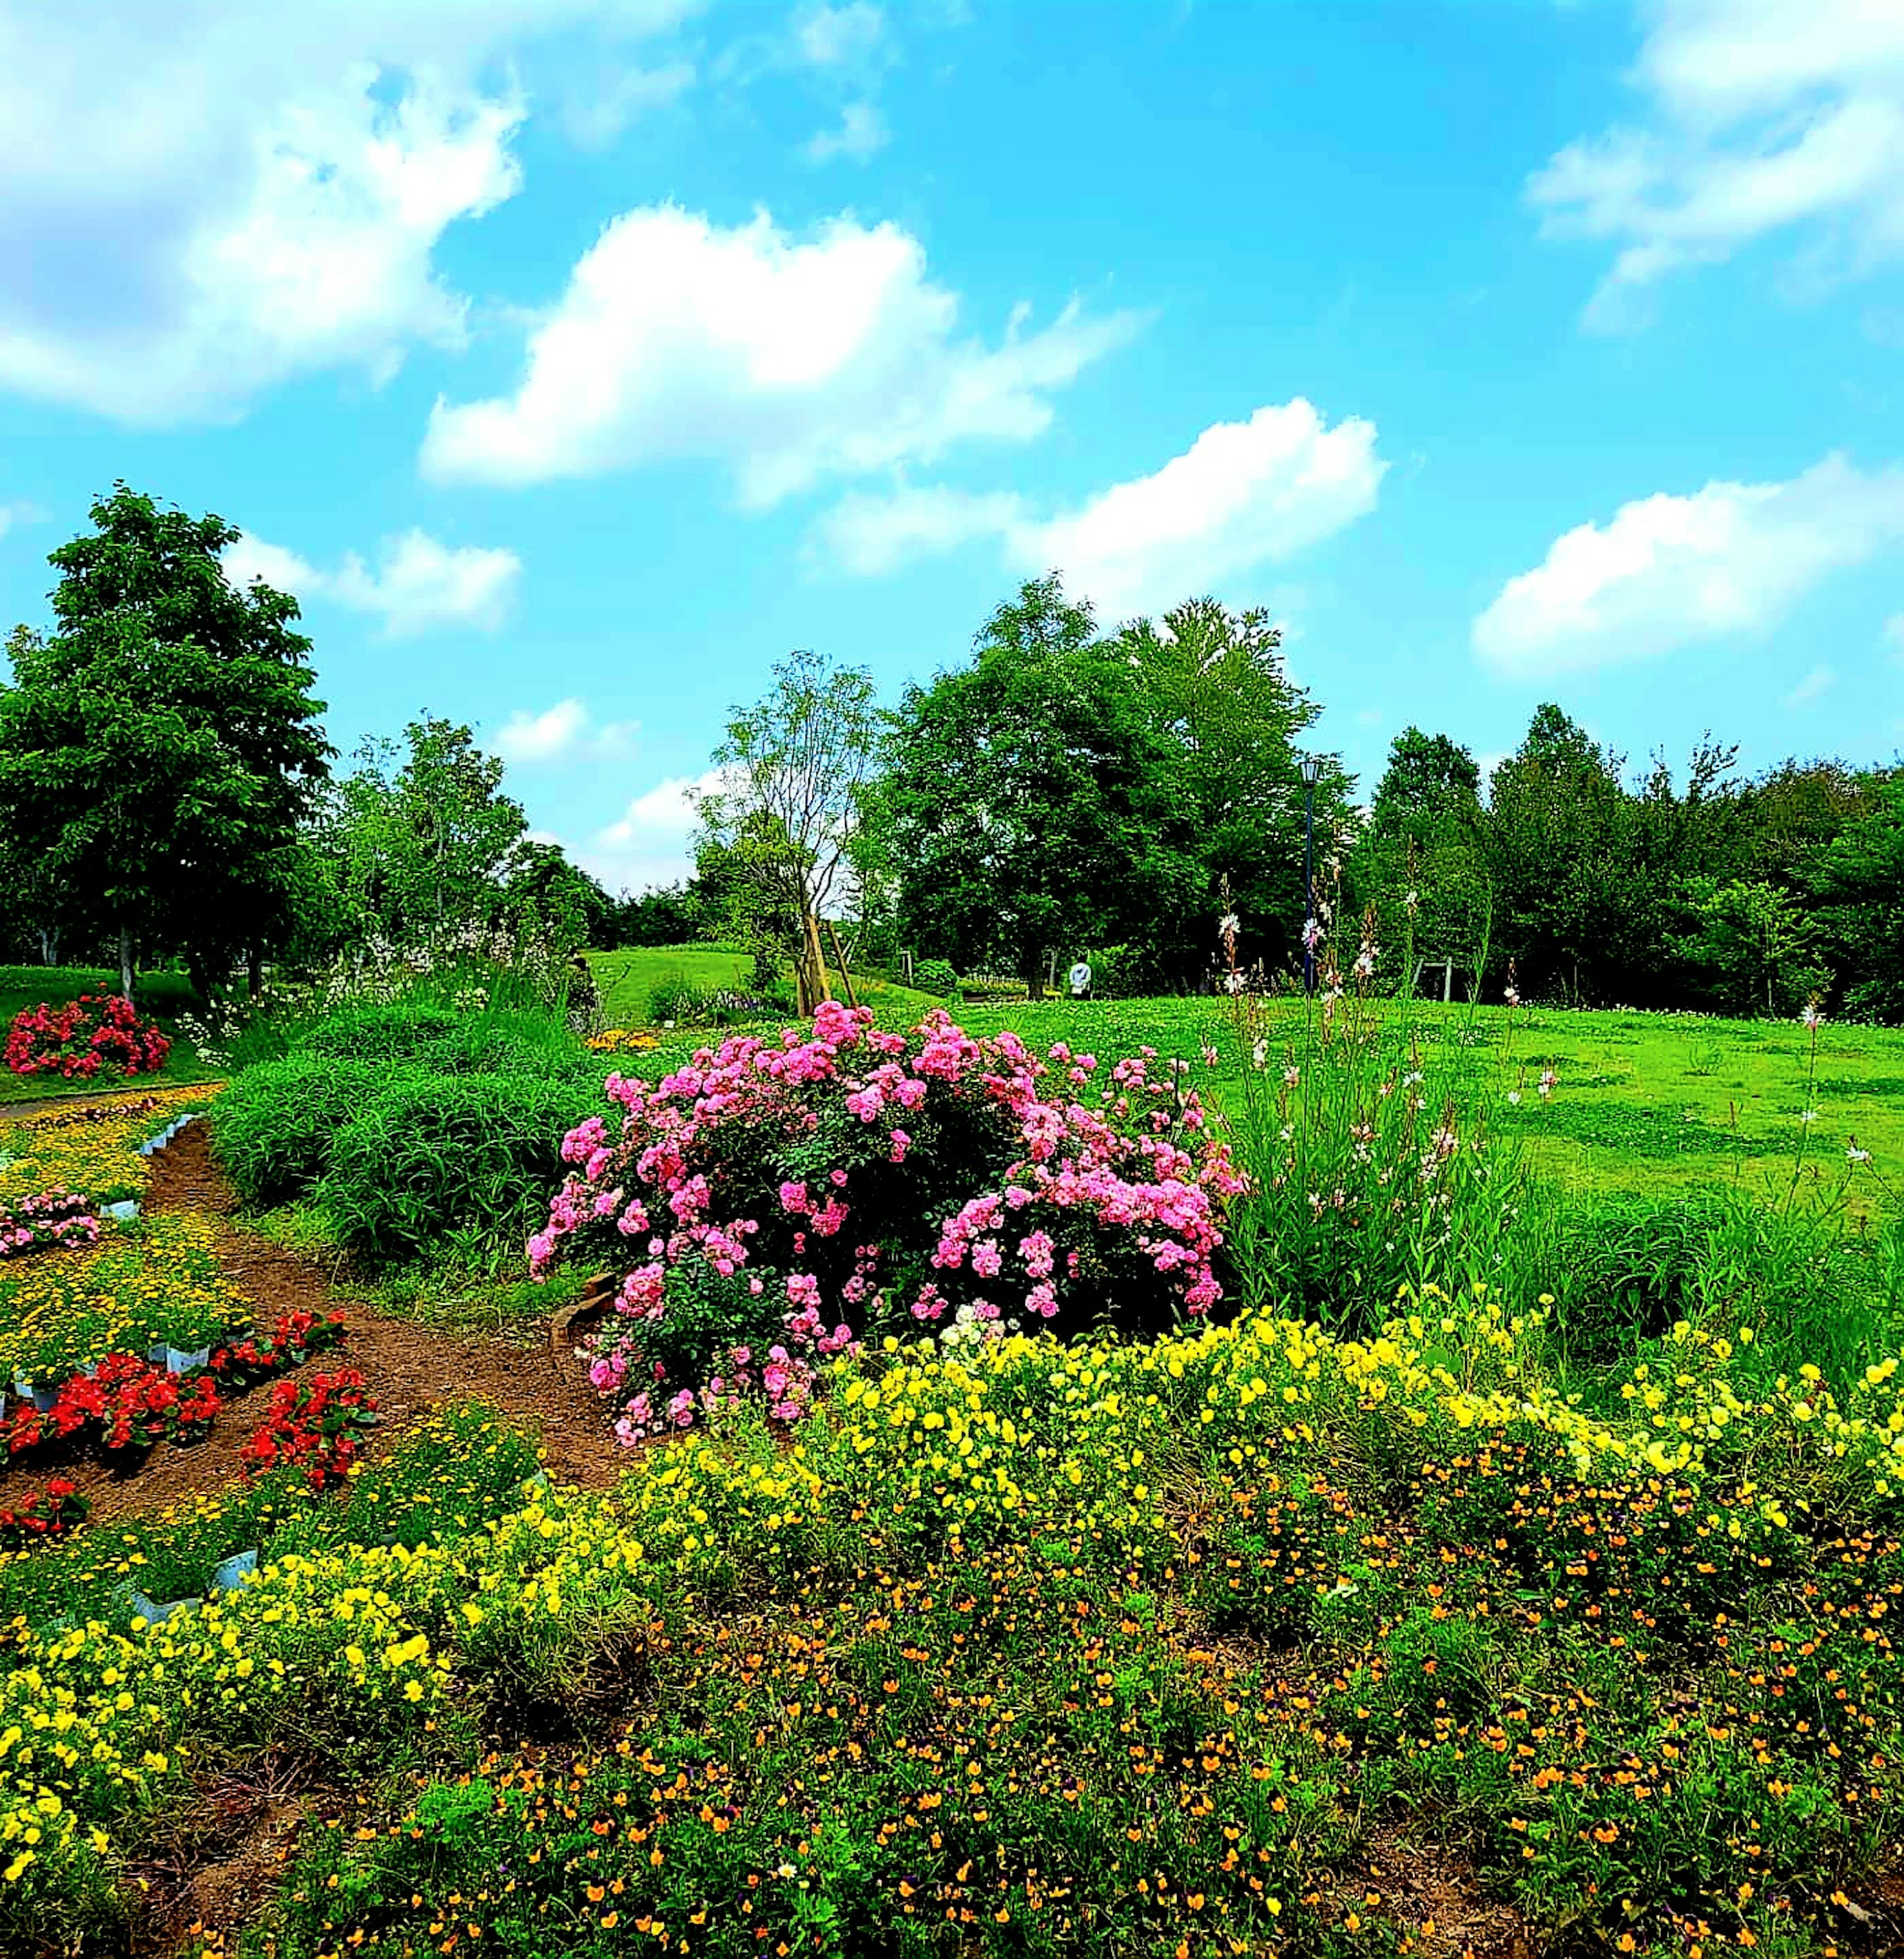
[4,486,1899,1021]
[0,487,613,999]
[675,579,1904,1019]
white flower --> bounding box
[1218,912,1241,938]
[1506,1091,1521,1105]
[1848,1144,1871,1164]
[1798,1108,1818,1125]
[1251,1038,1269,1070]
[1801,1003,1824,1030]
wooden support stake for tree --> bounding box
[826,920,859,1009]
[805,911,833,1005]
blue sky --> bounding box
[2,0,1902,893]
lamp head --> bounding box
[1299,754,1325,788]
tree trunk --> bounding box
[248,946,264,997]
[118,927,134,1007]
[37,926,58,966]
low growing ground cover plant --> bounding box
[3,993,171,1081]
[533,1002,1243,1440]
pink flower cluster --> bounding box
[0,1188,101,1258]
[533,1002,1244,1444]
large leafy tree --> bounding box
[317,719,540,949]
[1111,597,1345,981]
[0,486,332,1001]
[694,650,882,1015]
[880,577,1202,994]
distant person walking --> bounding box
[1068,959,1093,1000]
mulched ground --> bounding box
[0,1118,629,1527]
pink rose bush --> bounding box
[532,1002,1244,1443]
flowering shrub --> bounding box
[532,1002,1243,1441]
[586,1026,659,1057]
[240,1368,379,1489]
[0,1189,99,1259]
[0,1478,87,1548]
[3,993,172,1080]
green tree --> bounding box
[1111,596,1344,982]
[319,720,534,949]
[694,650,882,1015]
[1352,727,1491,992]
[0,486,332,1002]
[881,577,1202,994]
[1673,877,1825,1016]
[1812,774,1904,1022]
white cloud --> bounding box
[1472,453,1904,676]
[815,484,1025,575]
[0,2,696,423]
[420,204,1138,503]
[815,399,1386,620]
[224,526,522,636]
[584,766,725,891]
[1530,0,1904,327]
[1785,664,1837,707]
[559,59,696,149]
[793,2,889,71]
[806,100,889,163]
[492,698,639,764]
[0,499,43,542]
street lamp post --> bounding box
[1299,754,1324,994]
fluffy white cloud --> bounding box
[492,698,639,764]
[816,399,1385,620]
[584,767,725,891]
[806,100,889,163]
[224,527,522,636]
[422,205,1136,502]
[1531,0,1904,326]
[1472,454,1904,676]
[793,2,890,71]
[0,1,696,423]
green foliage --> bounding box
[1815,775,1904,1022]
[298,1002,461,1064]
[911,956,958,997]
[211,1053,387,1207]
[319,1071,595,1267]
[1674,875,1826,1016]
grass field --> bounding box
[0,965,220,1105]
[613,985,1904,1214]
[586,942,943,1027]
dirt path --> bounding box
[0,1120,628,1526]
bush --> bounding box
[532,1003,1242,1442]
[210,1054,386,1207]
[647,976,787,1027]
[4,993,171,1080]
[322,1073,597,1267]
[912,957,958,998]
[1081,945,1170,999]
[298,1002,462,1064]
[414,1007,589,1079]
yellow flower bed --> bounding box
[0,1214,247,1382]
[586,1027,659,1057]
[0,1088,220,1212]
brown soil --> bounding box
[0,1119,629,1526]
[1348,1824,1538,1959]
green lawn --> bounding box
[606,982,1903,1214]
[587,942,943,1028]
[0,964,222,1105]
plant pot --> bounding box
[147,1343,169,1366]
[13,1375,59,1413]
[104,1200,138,1224]
[165,1346,212,1375]
[126,1590,194,1628]
[211,1548,258,1593]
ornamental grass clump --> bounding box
[532,1002,1244,1442]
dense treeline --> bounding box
[3,488,1900,1020]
